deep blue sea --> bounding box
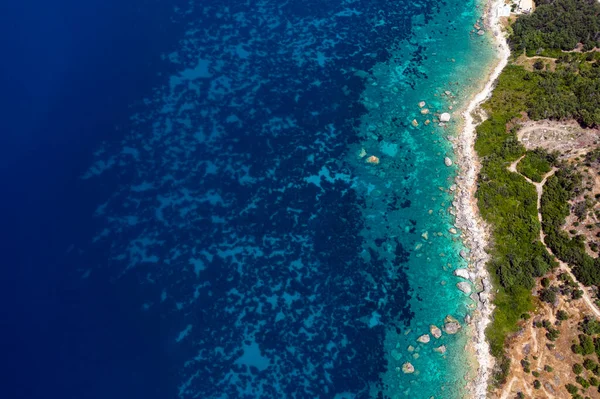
[2,0,494,398]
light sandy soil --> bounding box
[517,120,600,158]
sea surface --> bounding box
[2,0,494,398]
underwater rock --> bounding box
[420,108,429,115]
[417,334,430,344]
[418,101,426,108]
[448,227,457,234]
[366,155,379,165]
[424,119,431,126]
[456,282,471,294]
[402,362,415,374]
[477,30,485,36]
[421,231,429,240]
[430,325,442,339]
[459,250,468,260]
[444,157,453,166]
[434,345,447,354]
[412,119,419,127]
[440,112,451,122]
[358,148,367,158]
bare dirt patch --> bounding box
[517,120,600,159]
[490,272,600,399]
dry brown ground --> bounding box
[490,272,600,399]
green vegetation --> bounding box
[510,0,600,54]
[478,0,600,369]
[574,363,584,375]
[478,65,558,356]
[557,309,569,320]
[516,149,554,182]
[541,168,600,285]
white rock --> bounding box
[449,227,457,235]
[402,362,415,374]
[440,112,451,122]
[457,282,472,294]
[444,157,453,166]
[453,268,470,280]
[419,101,426,108]
[434,345,447,354]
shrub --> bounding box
[544,365,553,372]
[557,310,569,320]
[533,379,541,389]
[566,383,578,394]
[574,363,584,374]
[577,375,590,388]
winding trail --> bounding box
[508,157,600,318]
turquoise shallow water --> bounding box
[79,0,496,397]
[350,1,496,397]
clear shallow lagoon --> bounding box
[4,0,494,398]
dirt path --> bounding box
[509,159,600,318]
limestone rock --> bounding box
[420,108,429,115]
[444,157,453,166]
[422,231,429,240]
[358,148,367,158]
[434,345,447,354]
[402,362,415,374]
[417,334,430,344]
[412,119,419,127]
[449,227,457,235]
[418,101,426,108]
[424,119,431,126]
[444,315,462,334]
[453,268,470,280]
[477,30,485,36]
[407,345,415,352]
[430,325,442,339]
[440,112,451,122]
[459,250,468,260]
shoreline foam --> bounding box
[452,0,511,396]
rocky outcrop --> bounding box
[457,281,472,294]
[434,345,447,354]
[402,362,415,374]
[453,268,470,280]
[440,112,451,122]
[444,157,453,166]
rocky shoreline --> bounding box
[451,0,511,396]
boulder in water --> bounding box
[440,113,451,122]
[430,325,442,339]
[417,334,430,344]
[444,315,462,334]
[402,362,415,374]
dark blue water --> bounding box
[1,1,184,398]
[2,0,493,397]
